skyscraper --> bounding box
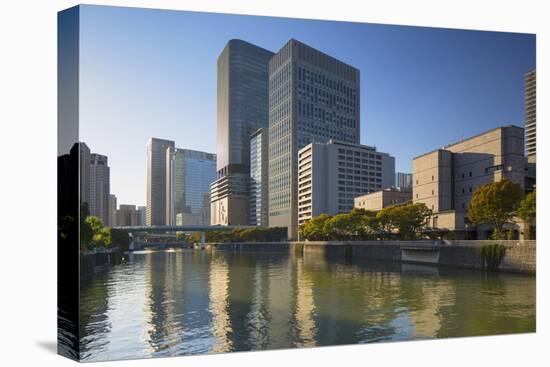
[210,39,274,226]
[268,39,360,239]
[166,148,216,225]
[109,194,117,227]
[146,138,175,226]
[137,206,147,226]
[78,142,91,206]
[395,172,413,190]
[250,128,269,226]
[89,153,110,226]
[525,70,536,162]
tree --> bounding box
[518,190,536,240]
[467,179,523,240]
[392,203,432,240]
[83,216,111,249]
[301,214,332,241]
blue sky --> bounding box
[78,5,535,206]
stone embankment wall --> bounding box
[204,240,535,274]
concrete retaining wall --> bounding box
[203,240,535,274]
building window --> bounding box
[469,171,472,177]
[432,175,434,181]
[469,187,472,193]
[432,190,434,195]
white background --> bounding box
[0,0,548,366]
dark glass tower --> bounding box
[210,39,274,225]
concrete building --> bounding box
[354,188,412,212]
[116,204,142,227]
[297,140,394,225]
[269,39,360,238]
[146,138,175,225]
[412,125,526,237]
[89,153,110,226]
[210,39,274,226]
[137,206,147,226]
[249,128,269,226]
[524,70,536,163]
[395,172,413,190]
[109,194,117,227]
[166,148,216,226]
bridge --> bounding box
[113,225,255,234]
[112,225,257,251]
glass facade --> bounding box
[212,39,274,225]
[268,39,360,238]
[250,128,269,226]
[167,148,216,225]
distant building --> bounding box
[137,206,147,226]
[412,125,526,238]
[89,153,110,226]
[78,142,91,206]
[525,70,536,163]
[269,39,361,239]
[210,39,274,226]
[355,188,412,211]
[249,128,269,226]
[297,140,394,226]
[146,138,175,226]
[116,204,142,227]
[166,148,216,226]
[395,172,413,190]
[109,194,117,227]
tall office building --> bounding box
[524,70,536,163]
[210,39,274,226]
[78,142,91,206]
[89,153,110,226]
[395,172,413,190]
[166,148,216,225]
[297,140,394,225]
[116,204,142,227]
[268,39,360,239]
[137,206,147,226]
[146,138,175,225]
[250,128,269,226]
[109,194,117,227]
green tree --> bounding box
[393,203,432,240]
[518,190,536,240]
[301,214,332,240]
[83,216,111,249]
[467,179,523,240]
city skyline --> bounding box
[78,5,535,206]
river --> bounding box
[78,249,535,361]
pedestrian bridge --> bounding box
[113,225,255,234]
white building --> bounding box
[298,140,395,225]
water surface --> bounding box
[79,249,535,361]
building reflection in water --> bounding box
[78,249,535,362]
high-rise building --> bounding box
[78,142,91,206]
[250,128,269,226]
[210,39,274,226]
[525,70,536,163]
[89,153,110,226]
[166,148,216,226]
[137,206,147,226]
[268,39,360,239]
[146,138,175,226]
[116,204,142,227]
[395,172,413,190]
[412,125,526,238]
[109,194,117,227]
[297,140,394,225]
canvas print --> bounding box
[57,4,536,362]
